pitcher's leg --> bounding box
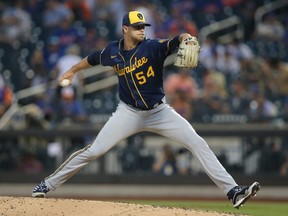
[45,103,143,190]
[146,105,237,194]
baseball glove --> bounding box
[174,36,200,68]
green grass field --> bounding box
[120,200,288,216]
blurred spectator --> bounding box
[132,1,156,38]
[249,91,279,122]
[195,0,223,14]
[229,38,256,88]
[52,44,83,97]
[80,33,109,59]
[170,89,193,121]
[24,0,45,27]
[228,79,250,114]
[175,147,191,175]
[244,137,263,158]
[263,58,288,102]
[32,89,54,124]
[43,36,65,72]
[164,68,198,120]
[24,102,50,129]
[195,68,230,120]
[94,37,109,50]
[201,68,229,100]
[84,0,97,9]
[53,86,87,125]
[110,0,128,38]
[163,4,198,38]
[202,42,227,73]
[25,48,49,88]
[237,1,257,40]
[91,0,115,40]
[227,38,255,61]
[65,0,92,24]
[173,0,196,15]
[0,0,32,90]
[215,46,241,83]
[199,35,217,69]
[201,37,252,84]
[254,13,285,41]
[153,9,167,39]
[240,57,263,90]
[42,0,74,37]
[152,144,178,176]
[164,68,198,101]
[0,74,13,118]
[79,26,99,56]
[0,0,32,44]
[49,16,83,54]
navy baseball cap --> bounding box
[122,11,151,27]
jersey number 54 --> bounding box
[135,66,155,85]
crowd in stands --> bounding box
[0,0,287,125]
[1,0,288,176]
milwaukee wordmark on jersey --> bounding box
[100,37,179,109]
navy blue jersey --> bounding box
[91,37,180,109]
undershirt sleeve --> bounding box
[168,36,180,52]
[87,50,102,66]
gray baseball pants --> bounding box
[45,101,237,194]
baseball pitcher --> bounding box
[32,11,260,208]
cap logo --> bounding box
[129,11,146,25]
[137,13,143,20]
[123,11,151,26]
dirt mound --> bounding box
[0,196,235,216]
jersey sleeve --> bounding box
[87,42,114,66]
[87,50,102,66]
[152,36,180,56]
[99,42,116,66]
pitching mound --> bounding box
[0,196,236,216]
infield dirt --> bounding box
[0,196,243,216]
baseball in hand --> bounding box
[60,79,70,87]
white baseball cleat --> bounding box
[227,182,260,208]
[32,180,50,198]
